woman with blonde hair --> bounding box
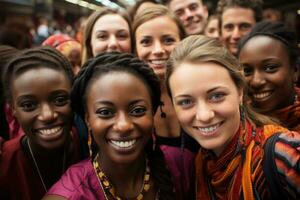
[133,4,186,139]
[166,35,300,199]
[81,7,132,65]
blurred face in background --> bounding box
[204,17,219,39]
[91,14,131,56]
[221,7,256,55]
[168,0,208,35]
[135,16,180,79]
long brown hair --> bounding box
[81,7,132,65]
[166,35,277,126]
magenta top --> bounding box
[47,146,195,199]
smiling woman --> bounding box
[238,21,300,132]
[43,52,194,200]
[166,35,300,199]
[0,46,82,200]
[133,4,186,139]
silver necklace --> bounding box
[27,138,66,193]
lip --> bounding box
[192,122,223,137]
[107,138,139,153]
[251,90,273,102]
[34,125,65,141]
[147,59,168,69]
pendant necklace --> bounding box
[27,138,66,192]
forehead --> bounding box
[169,0,202,11]
[240,35,288,59]
[222,7,255,24]
[12,67,70,95]
[93,14,129,31]
[88,72,151,100]
[136,16,180,37]
[170,62,238,93]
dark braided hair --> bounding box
[2,46,74,104]
[71,51,175,199]
[238,21,299,67]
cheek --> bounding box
[136,46,148,60]
[92,41,106,54]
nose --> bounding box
[195,103,214,123]
[38,103,57,122]
[107,35,118,51]
[113,113,134,133]
[249,71,266,89]
[231,26,241,40]
[183,8,194,21]
[152,41,165,56]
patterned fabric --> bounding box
[47,146,195,200]
[271,87,300,131]
[195,120,299,200]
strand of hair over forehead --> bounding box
[3,46,73,102]
[71,52,161,119]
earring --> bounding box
[88,128,93,157]
[239,104,245,126]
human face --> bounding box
[204,18,219,39]
[68,49,81,76]
[85,72,153,165]
[169,0,208,35]
[221,7,256,55]
[169,62,242,156]
[239,36,297,113]
[90,14,131,55]
[135,16,180,79]
[11,67,72,150]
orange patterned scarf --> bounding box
[272,87,300,132]
[195,120,288,200]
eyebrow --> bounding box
[95,99,147,106]
[174,86,227,98]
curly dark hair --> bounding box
[71,51,175,199]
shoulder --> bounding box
[0,136,25,169]
[47,159,104,199]
[272,131,300,195]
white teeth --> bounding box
[39,126,62,135]
[150,60,167,65]
[253,92,271,99]
[110,139,136,148]
[195,123,220,135]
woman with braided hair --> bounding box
[238,21,300,132]
[44,52,194,200]
[166,35,300,199]
[0,46,82,200]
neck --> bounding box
[97,152,147,197]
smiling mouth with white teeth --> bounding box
[193,123,222,136]
[148,59,167,66]
[38,126,63,136]
[109,139,137,148]
[253,91,272,100]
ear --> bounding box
[9,103,17,117]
